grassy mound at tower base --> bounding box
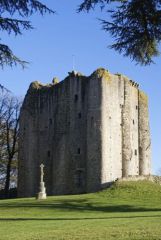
[0,180,161,240]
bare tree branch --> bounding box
[0,89,21,197]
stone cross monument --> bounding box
[37,163,47,200]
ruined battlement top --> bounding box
[28,68,141,94]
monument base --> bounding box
[36,181,47,200]
[37,191,47,200]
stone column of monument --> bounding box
[37,164,47,200]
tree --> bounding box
[0,0,55,68]
[79,0,161,65]
[0,88,21,198]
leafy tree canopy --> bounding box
[0,0,55,68]
[79,0,161,65]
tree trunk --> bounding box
[4,158,12,198]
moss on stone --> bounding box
[115,73,122,76]
[52,77,59,85]
[29,81,55,95]
[139,91,148,104]
[77,72,84,77]
[122,75,130,82]
[91,68,111,82]
[29,81,42,90]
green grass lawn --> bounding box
[0,180,161,240]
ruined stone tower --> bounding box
[18,68,151,197]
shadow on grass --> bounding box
[0,199,161,213]
[0,215,161,221]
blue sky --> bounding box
[0,0,160,173]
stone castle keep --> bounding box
[18,68,151,197]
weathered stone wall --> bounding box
[129,82,139,175]
[18,68,151,197]
[101,73,123,185]
[138,91,151,175]
[18,84,40,197]
[86,71,102,192]
[122,78,140,177]
[118,175,161,184]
